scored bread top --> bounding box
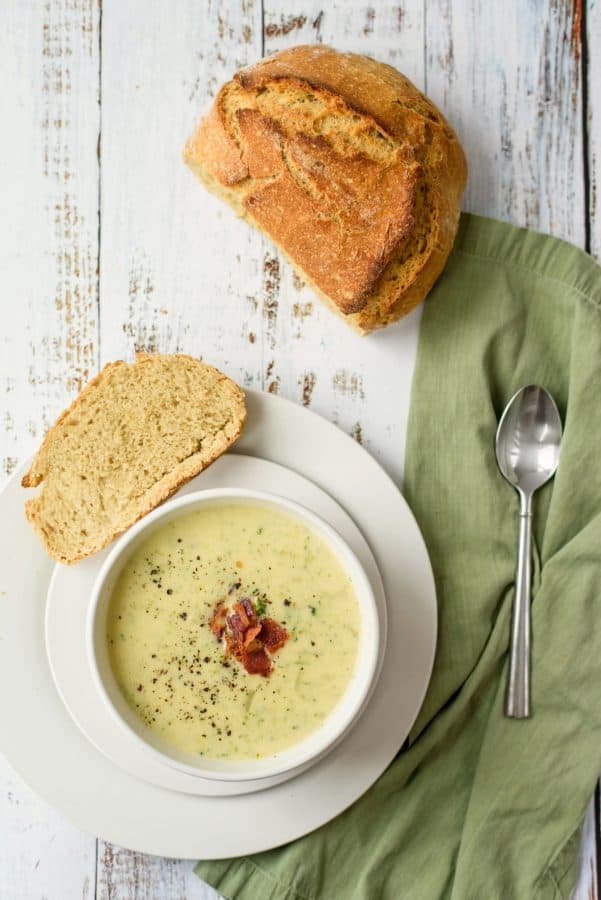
[184,44,467,333]
[21,353,246,564]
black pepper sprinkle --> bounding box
[179,612,188,620]
[137,684,143,692]
[284,599,291,607]
[166,589,173,595]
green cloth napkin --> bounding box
[195,214,601,899]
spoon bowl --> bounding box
[496,385,562,499]
[495,384,562,718]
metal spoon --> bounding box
[495,385,562,718]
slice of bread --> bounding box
[22,353,246,564]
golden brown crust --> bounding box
[237,106,418,314]
[184,44,467,333]
[22,353,247,564]
[235,45,445,137]
[184,102,248,186]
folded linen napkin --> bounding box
[196,214,601,899]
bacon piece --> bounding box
[233,601,250,628]
[243,624,262,647]
[227,612,246,638]
[224,631,241,660]
[240,598,255,620]
[234,599,258,629]
[243,646,272,676]
[244,637,263,653]
[260,617,289,653]
[209,602,227,639]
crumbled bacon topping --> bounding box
[240,645,272,676]
[210,595,289,677]
[259,618,289,653]
[209,602,227,639]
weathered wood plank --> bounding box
[0,759,96,900]
[587,0,600,259]
[0,0,101,475]
[98,0,264,391]
[582,2,600,885]
[96,843,214,900]
[0,0,100,897]
[96,0,263,894]
[425,0,586,247]
[0,762,95,900]
[571,795,599,899]
[261,0,426,486]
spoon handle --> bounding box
[506,501,532,718]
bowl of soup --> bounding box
[87,488,380,781]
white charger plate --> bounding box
[0,389,436,859]
[46,454,388,798]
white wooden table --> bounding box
[1,1,600,897]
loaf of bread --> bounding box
[184,44,467,334]
[22,353,246,564]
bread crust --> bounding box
[22,353,247,564]
[184,45,467,333]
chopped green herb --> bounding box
[255,598,267,616]
[309,605,317,615]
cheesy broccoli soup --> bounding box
[106,502,361,760]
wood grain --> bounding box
[95,2,263,894]
[0,0,599,897]
[96,844,210,900]
[425,0,586,247]
[260,0,426,485]
[0,0,100,475]
[572,793,599,900]
[0,768,95,900]
[0,0,100,895]
[98,0,264,392]
[587,0,600,259]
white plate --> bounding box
[46,454,388,798]
[0,389,436,859]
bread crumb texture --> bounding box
[184,44,467,333]
[21,354,247,564]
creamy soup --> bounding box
[107,503,361,760]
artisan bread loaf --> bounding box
[184,44,467,334]
[22,353,246,564]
